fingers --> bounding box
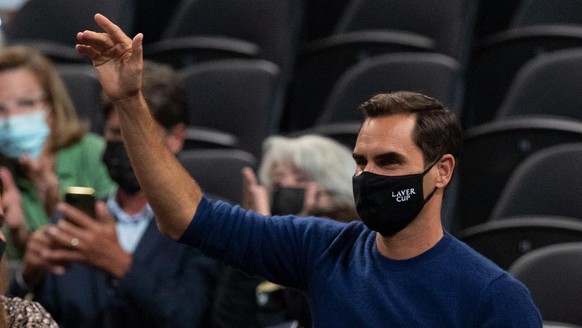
[42,248,84,266]
[57,203,97,229]
[94,13,131,44]
[75,44,100,61]
[46,224,80,251]
[76,30,115,54]
[0,167,16,192]
[132,33,144,61]
[241,168,270,215]
[302,183,319,215]
[95,201,115,223]
[24,227,68,278]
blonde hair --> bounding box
[258,134,356,209]
[0,46,87,152]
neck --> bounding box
[375,196,444,260]
[116,189,148,215]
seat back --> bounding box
[510,242,582,326]
[159,0,302,73]
[4,0,133,63]
[56,64,104,134]
[316,52,461,125]
[282,0,477,132]
[459,216,582,270]
[511,0,582,28]
[490,143,582,220]
[178,149,257,205]
[179,59,281,158]
[464,0,582,128]
[336,0,478,61]
[495,48,582,121]
[456,118,582,230]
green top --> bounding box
[7,133,115,259]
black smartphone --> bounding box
[64,186,96,218]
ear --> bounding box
[165,123,186,154]
[435,154,455,189]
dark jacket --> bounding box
[11,220,221,328]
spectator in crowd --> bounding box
[0,169,59,327]
[76,14,542,327]
[213,134,358,327]
[0,46,114,259]
[10,61,222,328]
[244,134,358,220]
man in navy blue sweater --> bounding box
[75,14,543,327]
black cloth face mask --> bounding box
[103,141,141,195]
[352,162,437,236]
[271,187,305,216]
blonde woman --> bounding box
[0,46,114,258]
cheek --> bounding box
[45,107,54,126]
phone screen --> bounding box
[64,186,96,218]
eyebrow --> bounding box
[352,151,406,163]
[374,151,406,164]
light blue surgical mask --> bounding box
[0,111,50,159]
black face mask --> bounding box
[103,141,141,194]
[271,187,305,216]
[352,162,437,236]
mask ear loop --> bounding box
[421,156,442,204]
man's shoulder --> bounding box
[445,235,509,283]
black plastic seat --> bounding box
[494,48,582,121]
[179,59,282,158]
[459,216,582,270]
[456,118,582,231]
[282,0,478,132]
[55,64,104,134]
[3,0,134,64]
[143,0,303,78]
[490,143,582,220]
[510,242,582,326]
[315,52,462,125]
[178,149,257,205]
[464,0,582,127]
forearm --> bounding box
[113,92,202,239]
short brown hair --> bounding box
[359,91,462,165]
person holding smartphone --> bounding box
[0,46,115,259]
[11,61,222,328]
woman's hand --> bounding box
[242,167,270,215]
[19,153,59,215]
[0,167,30,250]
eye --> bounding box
[353,158,366,168]
[17,98,37,108]
[377,158,398,167]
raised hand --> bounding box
[76,13,144,103]
[0,167,25,230]
[242,167,270,215]
[19,153,59,215]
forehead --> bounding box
[0,68,42,99]
[354,114,422,158]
